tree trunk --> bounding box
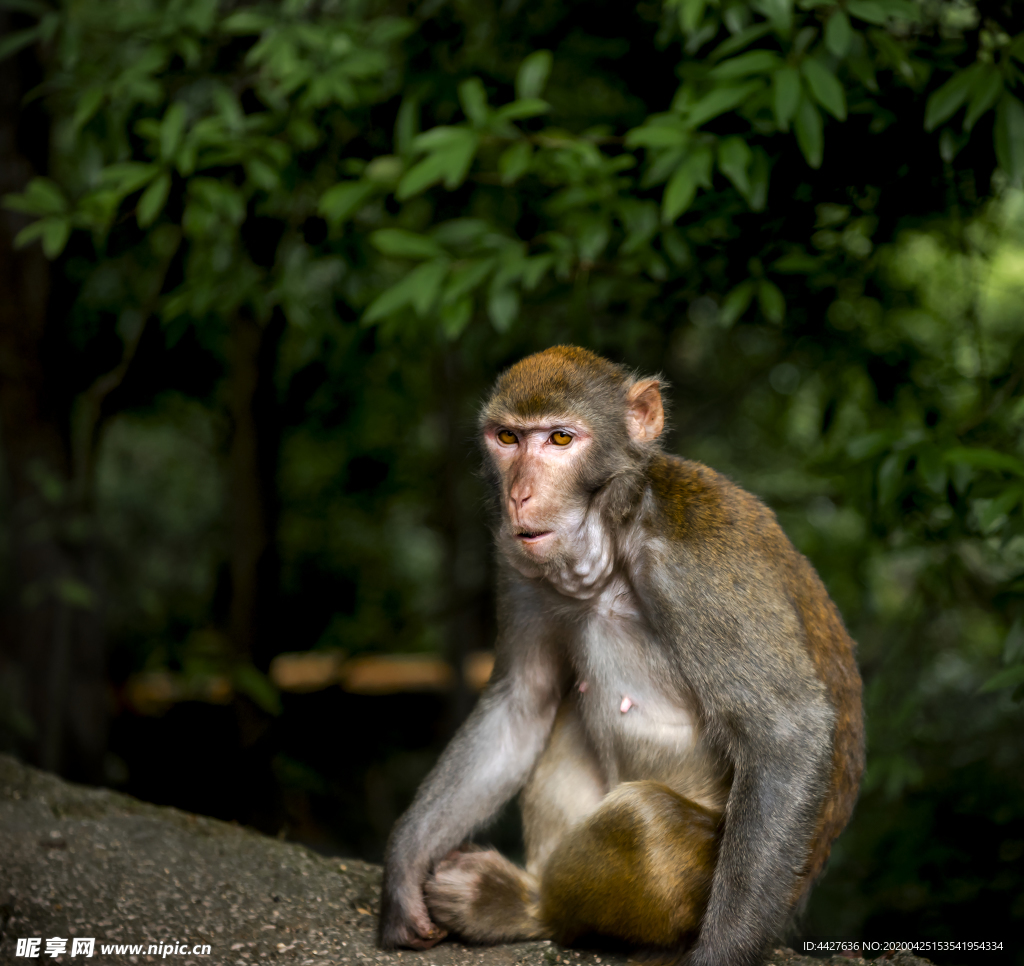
[0,22,107,781]
[226,310,283,669]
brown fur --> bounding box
[424,784,719,949]
[540,783,720,947]
[482,346,630,424]
[647,454,864,900]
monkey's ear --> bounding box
[626,379,664,441]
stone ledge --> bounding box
[0,755,932,966]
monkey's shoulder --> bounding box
[645,453,781,548]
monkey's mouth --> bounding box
[515,530,553,543]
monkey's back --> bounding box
[645,454,865,897]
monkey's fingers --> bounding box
[406,923,447,950]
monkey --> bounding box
[378,346,864,966]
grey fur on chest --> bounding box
[556,586,731,812]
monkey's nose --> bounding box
[509,490,531,510]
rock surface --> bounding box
[0,755,934,966]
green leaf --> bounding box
[773,250,820,273]
[160,102,187,162]
[995,94,1024,187]
[12,218,45,252]
[750,0,792,33]
[915,446,947,495]
[924,65,981,131]
[220,10,273,34]
[625,120,689,149]
[371,229,445,260]
[488,288,520,332]
[678,0,708,33]
[516,50,553,100]
[0,25,40,63]
[39,218,70,258]
[493,98,550,122]
[395,95,420,156]
[744,148,770,211]
[440,297,473,339]
[719,281,755,327]
[99,162,161,196]
[877,451,905,506]
[709,50,781,80]
[246,157,279,191]
[1005,618,1024,665]
[944,447,1024,477]
[318,181,376,226]
[7,177,67,217]
[410,258,450,315]
[0,1,49,14]
[575,214,610,261]
[662,146,713,223]
[412,126,473,152]
[396,153,451,200]
[875,0,921,21]
[825,10,852,57]
[458,78,489,126]
[978,664,1024,694]
[758,279,786,323]
[847,430,897,461]
[431,219,490,247]
[363,259,450,323]
[499,141,533,184]
[975,486,1024,534]
[233,664,281,716]
[708,23,773,62]
[773,68,801,130]
[71,87,105,133]
[521,254,554,290]
[443,258,497,303]
[398,129,479,199]
[794,93,823,168]
[365,156,403,186]
[718,136,752,195]
[685,81,763,129]
[440,131,481,189]
[137,170,171,227]
[846,0,886,25]
[963,65,1003,132]
[801,59,846,120]
[55,577,96,609]
[1010,33,1024,64]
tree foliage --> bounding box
[2,0,1024,952]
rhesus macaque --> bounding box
[378,346,864,966]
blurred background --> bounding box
[1,0,1022,961]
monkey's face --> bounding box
[482,419,595,573]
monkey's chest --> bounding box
[573,614,704,788]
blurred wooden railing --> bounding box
[123,651,495,715]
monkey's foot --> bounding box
[425,848,549,943]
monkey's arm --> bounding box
[650,565,835,966]
[691,702,833,966]
[379,599,565,950]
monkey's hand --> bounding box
[378,871,448,950]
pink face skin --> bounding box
[482,419,593,561]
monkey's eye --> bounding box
[496,430,518,445]
[550,431,573,446]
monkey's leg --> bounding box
[424,698,605,943]
[521,696,606,878]
[539,781,721,949]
